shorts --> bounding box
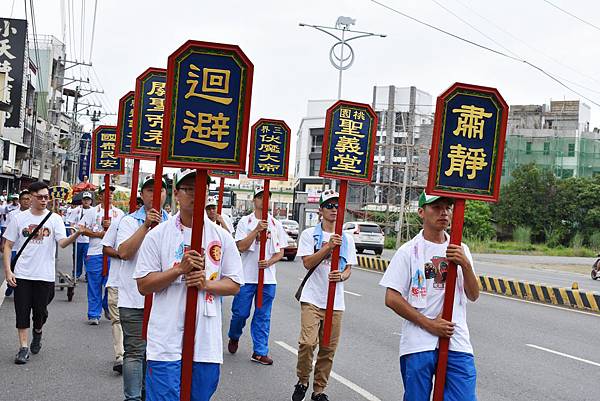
[13,278,55,329]
[146,360,220,401]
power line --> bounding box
[369,0,600,108]
[541,0,600,33]
[88,0,98,62]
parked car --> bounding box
[280,219,299,239]
[283,235,298,261]
[279,219,299,261]
[342,221,385,255]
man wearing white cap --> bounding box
[227,185,287,365]
[116,174,168,401]
[291,189,357,401]
[68,191,95,281]
[379,192,479,401]
[134,169,243,401]
[205,196,234,234]
[78,184,124,325]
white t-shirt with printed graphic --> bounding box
[234,213,288,285]
[297,227,358,311]
[100,214,124,288]
[3,210,67,282]
[133,215,244,363]
[70,206,95,244]
[80,205,124,256]
[379,238,475,357]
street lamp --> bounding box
[299,16,386,99]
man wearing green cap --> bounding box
[379,192,480,401]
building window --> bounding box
[310,134,323,153]
[543,142,550,155]
[525,142,532,155]
[309,158,321,176]
[567,143,575,157]
[561,169,573,179]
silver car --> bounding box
[342,221,385,255]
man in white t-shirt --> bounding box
[1,194,20,246]
[227,185,287,365]
[205,196,234,234]
[79,185,124,325]
[101,212,125,374]
[379,192,480,401]
[291,189,357,401]
[116,174,168,401]
[3,181,81,365]
[68,191,95,281]
[134,169,243,401]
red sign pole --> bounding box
[128,159,140,213]
[180,169,208,401]
[256,179,270,309]
[216,178,225,215]
[432,198,466,401]
[322,179,347,346]
[102,174,110,277]
[142,155,165,340]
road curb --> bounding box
[357,255,600,313]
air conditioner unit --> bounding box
[2,162,12,174]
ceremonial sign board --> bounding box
[91,126,124,175]
[162,40,254,170]
[116,91,152,160]
[131,68,167,156]
[248,119,291,180]
[209,169,240,179]
[426,82,508,202]
[320,100,377,183]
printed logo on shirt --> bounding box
[431,256,449,289]
[411,269,426,297]
[22,224,51,244]
[207,241,222,265]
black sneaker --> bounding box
[292,382,308,401]
[113,360,123,374]
[14,347,29,364]
[30,331,42,354]
[311,393,329,401]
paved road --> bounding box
[377,249,600,292]
[1,246,599,400]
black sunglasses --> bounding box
[323,203,339,210]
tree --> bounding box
[463,200,495,240]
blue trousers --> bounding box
[75,242,89,278]
[400,350,477,401]
[146,360,220,401]
[85,254,108,320]
[228,284,276,356]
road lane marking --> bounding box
[344,290,362,297]
[275,340,382,401]
[482,292,600,318]
[526,344,600,367]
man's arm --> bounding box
[58,230,81,248]
[301,234,342,270]
[118,209,162,260]
[137,250,203,295]
[206,276,240,296]
[3,239,16,286]
[446,244,479,302]
[103,246,120,259]
[259,249,284,270]
[236,219,267,252]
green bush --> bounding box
[513,226,532,244]
[571,233,584,249]
[589,232,600,250]
[384,236,397,249]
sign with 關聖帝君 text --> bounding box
[161,40,253,170]
[320,100,377,183]
[248,119,291,181]
[91,126,124,175]
[131,68,167,156]
[427,82,508,202]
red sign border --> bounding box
[247,118,291,181]
[319,100,378,184]
[426,82,509,203]
[115,91,154,160]
[160,40,254,171]
[209,170,241,179]
[91,125,125,175]
[131,67,167,157]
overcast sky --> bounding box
[3,0,600,173]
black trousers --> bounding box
[13,278,55,330]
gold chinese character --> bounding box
[261,125,270,134]
[259,154,280,163]
[452,105,493,140]
[465,148,488,179]
[332,154,362,173]
[101,133,116,141]
[444,144,488,180]
[147,81,166,97]
[99,159,118,168]
[335,118,364,138]
[100,150,116,159]
[146,114,163,129]
[128,108,134,128]
[148,98,164,112]
[260,134,281,145]
[258,143,280,153]
[353,110,366,120]
[340,108,351,119]
[258,163,278,172]
[184,64,232,105]
[182,111,230,149]
[100,142,115,150]
[143,130,162,145]
[334,136,363,155]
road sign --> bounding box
[91,126,124,175]
[320,100,378,183]
[161,40,253,170]
[427,82,508,202]
[131,68,167,156]
[248,119,291,181]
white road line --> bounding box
[275,341,382,401]
[481,292,600,318]
[525,344,600,367]
[344,290,362,297]
[0,279,6,308]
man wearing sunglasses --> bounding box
[291,190,358,401]
[3,181,81,364]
